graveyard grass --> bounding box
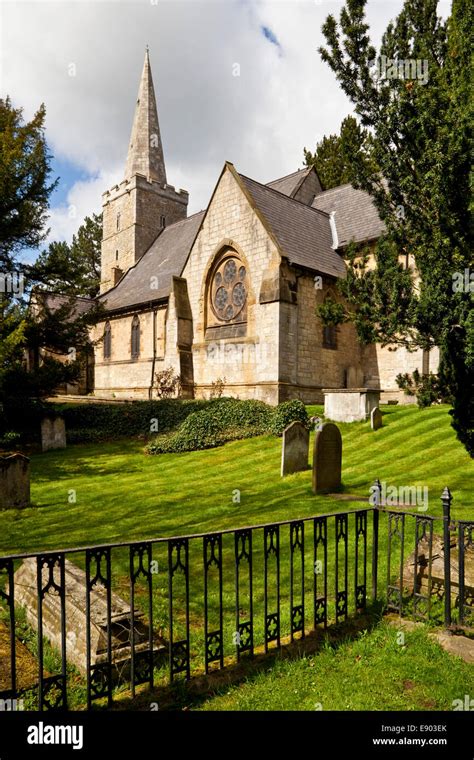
[0,403,473,711]
[1,404,472,554]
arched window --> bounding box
[103,322,112,359]
[322,323,337,349]
[131,315,140,359]
[116,212,121,231]
[321,295,337,349]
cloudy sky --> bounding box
[1,0,450,257]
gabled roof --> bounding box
[266,167,312,198]
[312,184,386,247]
[238,172,346,278]
[31,291,94,319]
[100,211,205,312]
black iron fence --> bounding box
[0,484,472,711]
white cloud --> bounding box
[46,167,121,242]
[1,0,450,248]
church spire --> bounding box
[124,48,167,184]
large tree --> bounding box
[0,98,102,405]
[304,115,377,190]
[31,213,102,298]
[0,98,57,268]
[317,0,473,454]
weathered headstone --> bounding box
[0,454,30,509]
[370,407,383,431]
[281,421,309,476]
[312,422,342,494]
[41,415,66,452]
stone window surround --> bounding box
[204,243,250,339]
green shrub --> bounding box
[57,398,210,442]
[270,399,309,436]
[0,430,22,449]
[146,397,273,454]
[147,397,312,454]
[0,398,48,441]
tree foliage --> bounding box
[304,115,377,190]
[0,98,57,268]
[31,213,102,298]
[317,0,473,453]
[0,97,103,405]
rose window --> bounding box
[211,257,247,322]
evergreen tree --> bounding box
[304,115,377,190]
[317,0,473,453]
[0,98,102,404]
[31,213,102,298]
[0,98,57,268]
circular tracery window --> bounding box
[211,257,247,322]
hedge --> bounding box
[0,396,310,449]
[0,398,210,444]
[146,398,309,454]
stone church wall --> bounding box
[93,307,169,399]
[278,273,364,403]
[182,166,282,404]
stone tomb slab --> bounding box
[41,415,66,452]
[323,388,380,423]
[281,421,309,476]
[11,557,164,677]
[312,422,342,494]
[0,454,30,509]
[371,407,383,430]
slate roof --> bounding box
[100,211,205,312]
[239,173,346,278]
[311,184,386,247]
[266,167,312,198]
[33,291,94,319]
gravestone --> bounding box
[312,422,342,494]
[41,415,66,452]
[371,407,383,431]
[281,421,309,476]
[0,454,30,509]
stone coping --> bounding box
[0,453,30,463]
[322,388,381,394]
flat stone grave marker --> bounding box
[371,407,383,430]
[12,557,165,678]
[281,421,309,476]
[41,415,66,452]
[312,422,342,494]
[0,453,30,509]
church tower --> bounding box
[100,48,188,293]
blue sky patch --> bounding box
[261,25,281,51]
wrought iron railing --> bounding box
[0,485,472,711]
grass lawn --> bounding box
[0,403,472,555]
[195,620,474,711]
[0,403,472,710]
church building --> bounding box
[92,50,436,404]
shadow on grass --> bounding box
[110,601,385,712]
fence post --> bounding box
[441,487,452,629]
[371,479,381,601]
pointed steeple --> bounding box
[124,48,167,184]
